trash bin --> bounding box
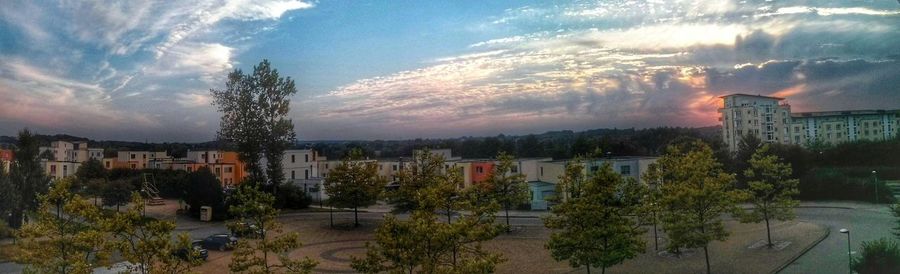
[200,206,212,222]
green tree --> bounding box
[892,203,900,240]
[543,163,648,274]
[852,238,900,274]
[7,129,51,228]
[353,152,504,273]
[645,141,740,274]
[103,193,200,274]
[483,151,528,232]
[74,158,107,182]
[385,149,447,213]
[323,149,386,227]
[735,145,800,247]
[733,133,762,188]
[228,184,317,273]
[17,178,111,274]
[102,179,134,211]
[185,167,227,220]
[210,60,298,190]
[0,168,14,227]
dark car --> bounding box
[230,222,265,239]
[198,234,238,251]
[173,240,208,261]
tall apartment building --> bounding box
[719,94,900,152]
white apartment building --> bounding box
[719,94,900,152]
[39,141,104,179]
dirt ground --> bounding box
[194,214,825,274]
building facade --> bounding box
[39,141,105,180]
[719,94,900,151]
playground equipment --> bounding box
[142,173,165,206]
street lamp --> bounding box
[840,228,851,274]
[872,170,879,204]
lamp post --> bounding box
[839,228,851,274]
[872,170,878,204]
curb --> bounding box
[772,223,831,274]
[797,206,854,210]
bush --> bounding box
[798,168,896,203]
[274,184,312,210]
[853,238,900,274]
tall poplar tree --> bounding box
[735,145,799,247]
[645,141,740,274]
[323,149,386,227]
[7,129,50,228]
[484,151,528,232]
[544,163,648,274]
[211,59,297,189]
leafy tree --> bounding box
[852,238,900,274]
[323,149,386,227]
[733,133,762,188]
[0,168,14,227]
[645,141,741,274]
[17,178,111,273]
[544,163,648,274]
[228,184,317,273]
[7,129,51,228]
[385,149,447,213]
[185,167,227,220]
[735,145,800,247]
[75,158,107,181]
[102,179,134,211]
[211,60,298,190]
[103,193,200,274]
[274,184,312,210]
[484,151,528,232]
[353,153,504,273]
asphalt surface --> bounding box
[779,206,896,274]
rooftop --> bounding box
[719,93,785,100]
[792,109,900,118]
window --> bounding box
[540,167,544,177]
[291,170,295,179]
[105,162,110,168]
[131,163,136,169]
[143,154,146,159]
[476,166,484,173]
[131,154,136,159]
[50,165,56,173]
[215,167,221,174]
[511,166,518,173]
[305,154,309,162]
[63,165,68,177]
[291,155,295,163]
[393,165,398,171]
[226,167,232,173]
[187,166,193,172]
[305,170,309,179]
[620,165,631,175]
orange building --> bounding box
[454,160,496,188]
[0,149,13,172]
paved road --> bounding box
[780,206,895,274]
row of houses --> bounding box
[318,149,657,210]
[37,141,656,211]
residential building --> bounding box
[39,141,105,180]
[522,157,658,210]
[104,151,172,170]
[453,159,495,188]
[719,94,900,151]
[0,149,13,173]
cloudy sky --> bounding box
[1,0,899,141]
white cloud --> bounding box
[175,92,213,107]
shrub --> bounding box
[274,184,311,210]
[0,220,13,239]
[853,238,900,274]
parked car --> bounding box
[173,240,209,261]
[198,234,238,251]
[230,222,265,239]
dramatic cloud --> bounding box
[0,0,313,141]
[1,0,898,141]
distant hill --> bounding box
[2,125,723,159]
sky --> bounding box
[1,0,899,142]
